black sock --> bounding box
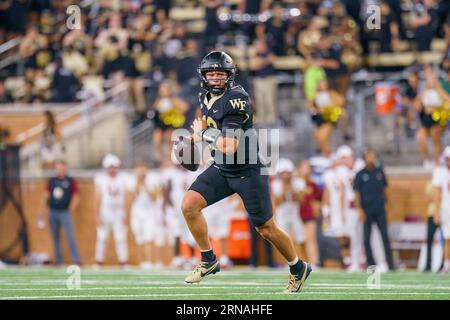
[200,249,216,262]
[289,260,305,277]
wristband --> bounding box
[199,127,222,149]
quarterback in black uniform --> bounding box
[180,51,311,293]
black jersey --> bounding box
[199,85,261,177]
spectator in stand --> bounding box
[377,0,400,53]
[40,159,81,266]
[61,44,89,80]
[62,18,92,79]
[174,38,201,122]
[19,25,49,80]
[203,0,224,51]
[254,22,267,42]
[126,12,154,116]
[16,80,40,104]
[410,0,439,52]
[266,1,288,56]
[51,57,80,103]
[297,16,325,59]
[415,65,450,169]
[238,0,271,40]
[316,34,349,98]
[62,18,94,61]
[305,0,321,15]
[174,39,200,92]
[154,0,172,17]
[162,23,189,79]
[250,39,278,126]
[95,12,129,85]
[326,0,362,71]
[0,0,28,41]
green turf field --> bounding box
[0,266,449,300]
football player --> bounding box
[178,51,311,293]
[93,154,130,268]
[129,162,163,269]
[272,159,305,258]
[203,197,233,269]
[432,146,450,273]
[161,159,198,269]
[336,145,365,272]
[322,153,345,238]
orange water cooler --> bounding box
[375,82,400,115]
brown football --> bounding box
[174,136,200,171]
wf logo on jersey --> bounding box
[229,99,246,111]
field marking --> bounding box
[0,286,282,291]
[1,283,450,291]
[1,291,450,300]
[0,269,416,276]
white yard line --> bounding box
[1,283,450,291]
[1,291,450,300]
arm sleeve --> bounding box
[222,114,244,130]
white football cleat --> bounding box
[185,259,220,284]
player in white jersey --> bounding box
[322,153,345,238]
[432,146,450,273]
[203,196,233,269]
[272,159,305,257]
[129,162,163,269]
[336,145,365,272]
[94,154,131,267]
[161,160,198,269]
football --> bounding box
[173,136,200,171]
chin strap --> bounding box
[198,127,222,150]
